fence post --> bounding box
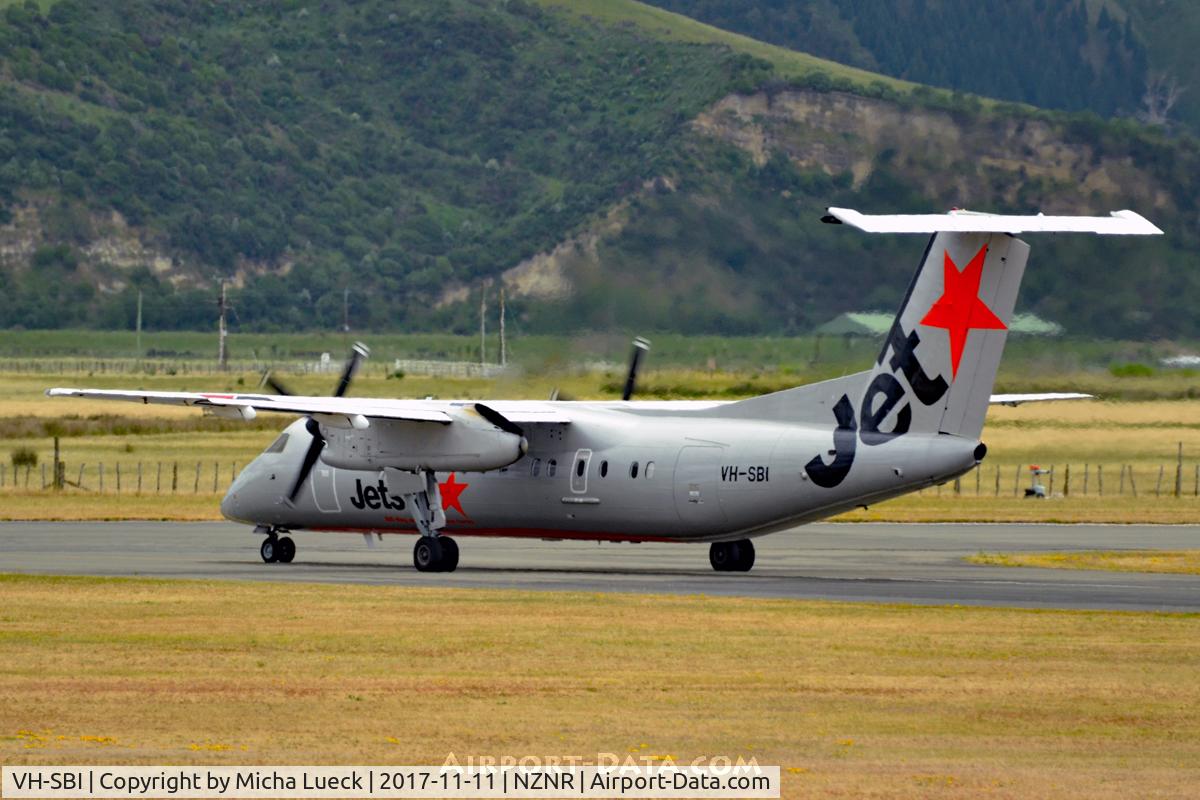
[40,463,46,489]
[1129,466,1138,497]
[1,463,5,487]
[1098,464,1104,496]
[137,462,143,495]
[157,462,162,493]
[1156,464,1165,497]
[212,462,219,493]
[975,463,981,496]
[24,464,31,488]
[77,463,85,489]
[994,464,1000,496]
[1119,465,1125,495]
[116,462,121,494]
[1064,464,1070,498]
[1175,443,1183,498]
[172,462,178,493]
[1083,463,1089,496]
[953,477,961,495]
[1013,465,1021,497]
[193,461,201,493]
[99,463,104,493]
[1048,466,1054,497]
[53,436,62,491]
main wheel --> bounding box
[413,537,444,572]
[439,536,459,572]
[276,536,296,563]
[733,539,755,572]
[709,541,737,571]
[260,537,278,563]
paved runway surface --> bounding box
[2,521,1199,610]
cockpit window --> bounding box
[263,433,289,454]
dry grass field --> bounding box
[969,550,1200,575]
[1,575,1197,799]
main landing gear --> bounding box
[413,536,459,573]
[709,539,755,572]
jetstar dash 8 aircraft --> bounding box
[49,208,1161,573]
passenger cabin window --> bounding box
[575,458,586,478]
[264,433,289,454]
[531,458,541,477]
[600,460,609,478]
[548,459,557,477]
[645,461,655,479]
[630,461,639,479]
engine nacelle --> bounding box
[318,411,525,472]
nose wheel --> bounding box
[259,533,295,563]
[413,536,459,572]
[710,539,754,572]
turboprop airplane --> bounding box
[48,208,1161,573]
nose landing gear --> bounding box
[413,535,459,572]
[258,529,295,563]
[709,539,755,572]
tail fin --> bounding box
[709,208,1160,440]
[829,207,1161,441]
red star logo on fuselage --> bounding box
[919,245,1007,379]
[439,472,469,517]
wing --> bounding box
[988,392,1092,407]
[45,388,572,426]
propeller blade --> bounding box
[474,402,524,437]
[287,417,325,502]
[260,370,295,397]
[622,337,650,401]
[333,342,370,398]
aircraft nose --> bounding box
[221,464,254,523]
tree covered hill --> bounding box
[0,0,1199,341]
[641,0,1189,126]
[0,0,765,329]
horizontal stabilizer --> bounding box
[823,208,1163,236]
[988,392,1093,407]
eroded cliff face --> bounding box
[693,90,1172,213]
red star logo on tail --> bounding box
[439,472,469,517]
[919,245,1007,379]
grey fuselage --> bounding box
[221,404,979,543]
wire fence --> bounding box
[0,459,1198,499]
[919,461,1200,499]
[0,461,239,494]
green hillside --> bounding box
[0,0,1198,340]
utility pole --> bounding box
[135,289,143,359]
[479,284,488,366]
[217,279,228,371]
[499,285,507,367]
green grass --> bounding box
[538,0,914,91]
